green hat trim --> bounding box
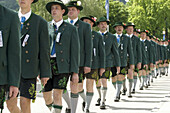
[125,22,135,28]
[113,22,125,28]
[96,17,109,25]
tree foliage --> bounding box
[31,0,52,21]
[127,0,170,39]
[108,1,129,33]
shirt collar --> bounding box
[52,19,63,30]
[68,17,78,25]
[126,33,133,38]
[18,9,32,22]
[143,39,146,42]
[115,33,122,38]
[99,31,107,35]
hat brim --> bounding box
[113,24,125,28]
[140,31,148,34]
[32,0,38,3]
[46,2,68,16]
[96,20,109,25]
[80,17,96,27]
[67,5,83,11]
[125,25,135,29]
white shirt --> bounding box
[18,9,31,22]
[99,31,107,35]
[115,33,122,39]
[68,17,78,25]
[52,19,63,30]
[50,19,63,58]
[126,34,133,38]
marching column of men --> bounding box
[0,0,170,113]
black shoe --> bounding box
[148,82,150,86]
[100,102,106,109]
[151,79,153,83]
[128,95,132,98]
[65,108,71,113]
[114,97,119,102]
[85,109,90,113]
[95,98,101,106]
[122,89,127,95]
[131,89,135,94]
[82,101,85,111]
[139,86,143,90]
[145,85,148,88]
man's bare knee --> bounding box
[53,89,63,105]
[43,91,53,105]
[6,98,19,112]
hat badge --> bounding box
[77,1,81,6]
[91,17,97,22]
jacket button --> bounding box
[26,59,30,63]
[60,51,63,54]
[59,43,62,45]
[61,59,64,62]
[25,51,28,54]
[121,56,123,58]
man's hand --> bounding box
[84,67,91,74]
[72,73,79,83]
[137,63,141,70]
[144,64,148,70]
[9,86,19,99]
[99,68,105,76]
[130,65,135,70]
[116,67,120,74]
[41,77,50,86]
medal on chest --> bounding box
[22,34,30,47]
[121,44,123,50]
[145,46,147,51]
[0,31,3,47]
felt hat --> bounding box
[80,16,97,27]
[46,0,68,16]
[67,1,83,11]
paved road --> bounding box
[3,67,170,113]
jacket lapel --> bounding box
[57,21,67,35]
[74,19,79,28]
[21,23,30,39]
[48,21,55,51]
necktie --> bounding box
[102,33,104,35]
[117,35,120,43]
[70,20,74,24]
[21,16,26,30]
[51,25,58,55]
